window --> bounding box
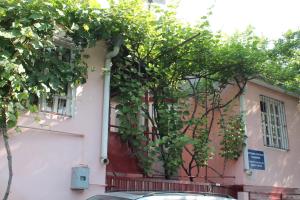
[260,95,288,150]
[39,47,75,116]
[40,85,75,116]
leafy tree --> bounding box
[110,1,268,180]
[262,30,300,92]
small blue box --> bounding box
[71,165,90,190]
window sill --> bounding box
[17,125,84,138]
[40,111,72,118]
[264,145,289,152]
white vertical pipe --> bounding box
[240,85,251,174]
[100,39,122,165]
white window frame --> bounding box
[40,85,76,117]
[39,44,76,117]
[260,95,289,150]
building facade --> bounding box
[108,80,300,200]
[233,80,300,200]
[0,41,108,200]
[180,80,300,199]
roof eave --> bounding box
[249,79,299,99]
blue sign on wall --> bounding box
[248,149,265,170]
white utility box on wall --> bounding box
[71,165,90,190]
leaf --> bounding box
[56,9,65,16]
[41,83,50,93]
[16,64,25,73]
[20,27,33,38]
[83,24,90,31]
[16,47,24,55]
[15,126,22,133]
[31,40,43,49]
[17,92,29,101]
[34,23,42,29]
[29,105,38,113]
[0,30,15,39]
[71,23,79,30]
[29,13,43,20]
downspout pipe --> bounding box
[100,37,123,165]
[240,84,252,175]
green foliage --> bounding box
[113,67,153,174]
[1,0,297,185]
[219,115,246,160]
[0,0,144,124]
[0,0,93,124]
[0,1,100,198]
[192,128,212,167]
[262,30,300,92]
[0,1,149,197]
[110,1,268,179]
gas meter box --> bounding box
[71,165,89,190]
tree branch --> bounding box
[1,107,13,200]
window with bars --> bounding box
[260,95,289,150]
[39,47,75,116]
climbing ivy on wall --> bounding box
[110,1,269,180]
[0,0,154,198]
[219,115,246,160]
[1,1,298,197]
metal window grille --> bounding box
[260,95,289,150]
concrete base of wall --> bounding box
[238,192,249,200]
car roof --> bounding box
[99,191,145,199]
[87,191,236,200]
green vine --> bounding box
[0,0,297,198]
[112,66,154,174]
[109,0,268,180]
[219,115,246,160]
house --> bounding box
[0,41,114,200]
[0,36,298,199]
[179,79,300,199]
[221,80,300,200]
[107,79,300,200]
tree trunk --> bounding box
[1,110,13,200]
[189,176,194,182]
[164,169,171,180]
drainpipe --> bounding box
[100,37,123,165]
[240,85,252,175]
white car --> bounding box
[87,192,236,200]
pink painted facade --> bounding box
[1,35,298,200]
[179,84,242,184]
[241,81,300,187]
[0,41,107,200]
[220,81,300,189]
[189,81,300,199]
[108,80,300,198]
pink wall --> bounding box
[241,82,300,188]
[179,81,300,189]
[180,85,243,185]
[0,41,107,199]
